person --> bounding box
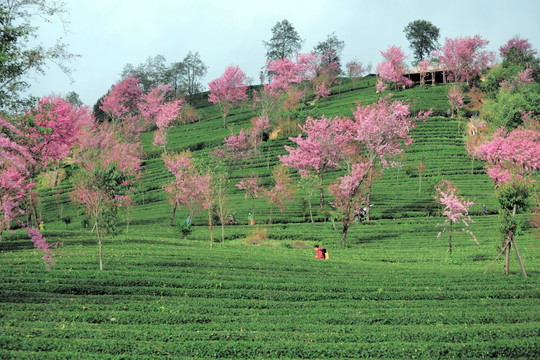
[228,213,236,225]
[39,221,45,232]
[482,204,487,215]
[185,216,191,226]
[314,244,324,259]
[248,212,254,225]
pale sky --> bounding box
[27,0,540,106]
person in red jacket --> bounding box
[314,245,324,259]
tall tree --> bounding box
[180,51,208,97]
[208,66,248,128]
[403,19,440,65]
[477,115,540,276]
[0,0,78,111]
[120,55,169,92]
[335,95,432,222]
[314,32,345,73]
[263,19,303,62]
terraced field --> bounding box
[1,78,538,359]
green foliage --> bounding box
[481,83,540,129]
[403,19,440,65]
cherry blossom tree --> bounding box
[153,99,183,151]
[477,115,540,276]
[435,180,477,255]
[100,73,143,125]
[499,36,538,58]
[447,84,464,117]
[0,118,56,269]
[72,163,135,271]
[375,46,412,89]
[162,151,206,226]
[279,115,343,208]
[137,83,184,151]
[335,95,432,221]
[345,60,366,86]
[0,97,91,269]
[328,162,370,248]
[208,66,249,128]
[435,35,495,84]
[236,176,262,216]
[263,165,297,224]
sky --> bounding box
[26,0,540,106]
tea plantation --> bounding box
[1,78,539,359]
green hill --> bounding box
[1,78,538,359]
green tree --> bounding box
[179,51,208,97]
[0,0,78,111]
[263,19,303,62]
[65,91,83,106]
[314,32,345,72]
[403,19,440,65]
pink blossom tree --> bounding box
[72,163,135,271]
[435,180,477,255]
[153,99,183,152]
[235,176,262,216]
[0,97,91,269]
[335,95,432,221]
[162,151,206,226]
[100,74,144,139]
[72,121,141,270]
[435,35,495,84]
[263,165,297,224]
[375,45,412,89]
[447,84,464,117]
[345,60,366,86]
[279,115,343,208]
[0,120,56,269]
[477,115,540,276]
[208,66,249,128]
[137,83,184,151]
[499,36,538,58]
[328,162,370,248]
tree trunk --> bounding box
[448,222,453,254]
[318,174,324,208]
[208,210,214,249]
[96,222,103,271]
[418,173,422,193]
[169,203,177,226]
[504,234,511,275]
[365,171,373,221]
[511,237,527,277]
[471,158,474,175]
[221,221,225,245]
[269,205,273,225]
[341,221,349,248]
[308,199,314,223]
[222,112,227,128]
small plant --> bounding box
[175,220,192,239]
[245,226,268,246]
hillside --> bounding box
[1,78,538,359]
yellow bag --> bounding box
[324,252,329,260]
